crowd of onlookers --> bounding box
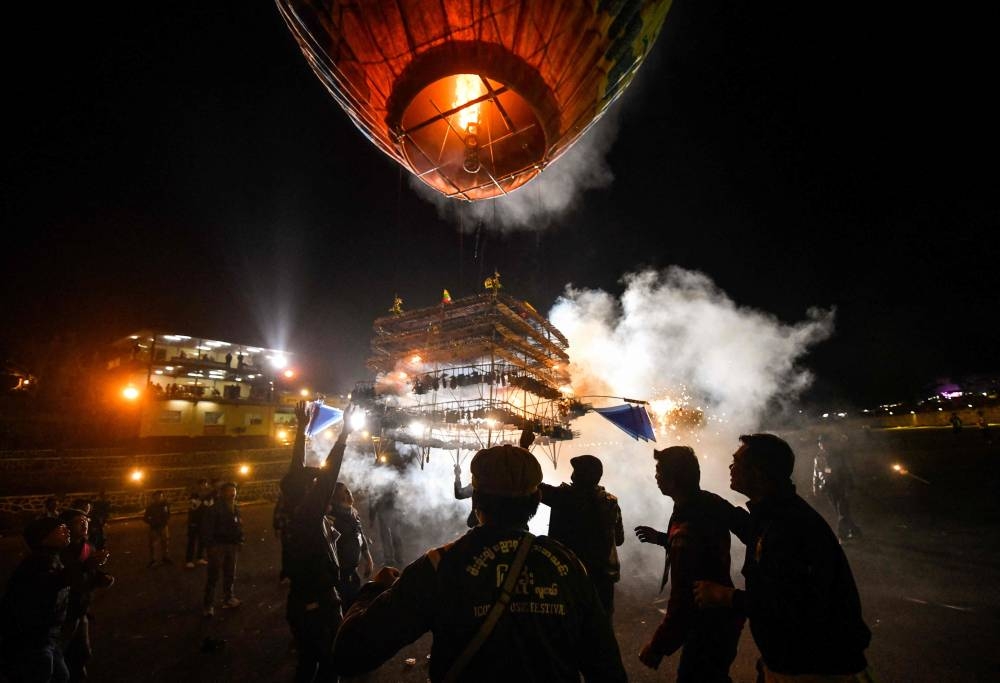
[1,412,874,683]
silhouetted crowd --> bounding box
[1,414,873,682]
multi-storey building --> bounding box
[106,331,309,446]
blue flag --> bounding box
[305,401,343,438]
[594,404,656,442]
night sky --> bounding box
[2,3,995,406]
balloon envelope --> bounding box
[276,0,673,200]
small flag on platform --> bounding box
[442,289,452,304]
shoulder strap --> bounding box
[442,532,535,683]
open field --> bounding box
[1,427,998,682]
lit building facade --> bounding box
[106,331,306,446]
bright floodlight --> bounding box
[271,354,288,369]
[349,411,367,431]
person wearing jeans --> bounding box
[200,482,244,616]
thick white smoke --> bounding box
[546,266,835,580]
[411,111,619,232]
[309,266,833,589]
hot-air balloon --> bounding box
[346,277,657,472]
[275,0,673,200]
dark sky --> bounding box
[2,2,996,406]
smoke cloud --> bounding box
[312,265,833,589]
[411,111,620,232]
[546,266,835,579]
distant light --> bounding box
[361,430,369,438]
[350,411,367,431]
[822,413,829,418]
[379,455,389,463]
[122,386,140,400]
[277,429,289,441]
[130,469,144,483]
[411,355,421,364]
[283,369,296,379]
[270,354,288,370]
[239,464,250,475]
[409,421,425,435]
[398,371,408,380]
[300,388,310,397]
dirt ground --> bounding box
[1,427,998,682]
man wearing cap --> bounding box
[635,446,746,682]
[538,454,625,616]
[332,444,627,682]
[0,516,73,682]
[695,434,872,682]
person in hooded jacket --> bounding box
[635,446,747,682]
[539,453,625,616]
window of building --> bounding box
[245,414,263,426]
[204,412,225,426]
[159,410,182,423]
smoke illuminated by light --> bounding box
[550,267,834,436]
[349,410,367,431]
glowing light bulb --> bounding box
[453,74,483,130]
[239,464,250,475]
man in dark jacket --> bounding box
[142,491,172,568]
[539,454,625,616]
[635,446,745,682]
[87,492,111,551]
[185,479,214,568]
[58,508,114,682]
[201,482,244,616]
[0,516,72,682]
[283,406,355,682]
[332,444,627,683]
[330,483,374,609]
[695,433,873,682]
